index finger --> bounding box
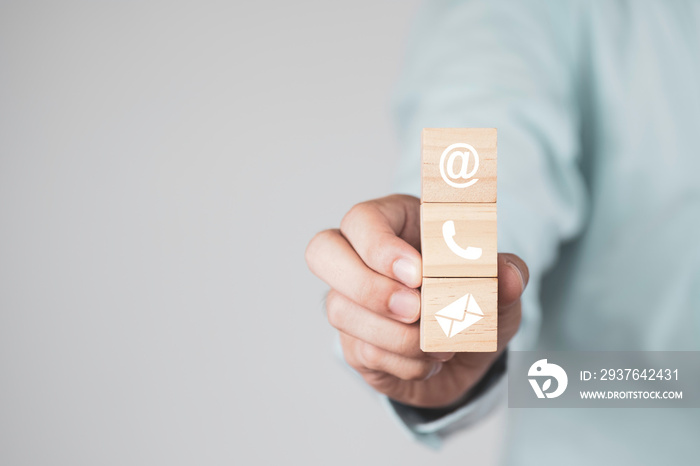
[340,195,422,288]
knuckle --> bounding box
[305,229,337,269]
[361,371,386,387]
[325,292,345,329]
[341,202,375,232]
[342,349,362,373]
[359,343,382,369]
[339,335,362,371]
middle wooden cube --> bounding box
[421,203,497,278]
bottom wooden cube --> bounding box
[421,277,498,352]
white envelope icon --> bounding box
[435,293,484,338]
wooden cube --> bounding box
[421,128,497,203]
[421,277,497,352]
[421,203,497,278]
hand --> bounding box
[305,194,529,408]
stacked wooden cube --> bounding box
[420,128,498,352]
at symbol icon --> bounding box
[439,143,480,188]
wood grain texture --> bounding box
[420,127,498,352]
[420,277,497,352]
[421,203,497,278]
[421,128,497,203]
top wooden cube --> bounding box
[421,128,497,203]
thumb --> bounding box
[498,253,529,308]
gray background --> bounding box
[0,2,504,464]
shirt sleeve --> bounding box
[388,0,589,443]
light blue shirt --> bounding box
[392,1,700,463]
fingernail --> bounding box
[389,290,420,321]
[428,352,455,362]
[506,260,526,290]
[393,258,419,286]
[424,362,443,380]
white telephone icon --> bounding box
[442,220,482,260]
